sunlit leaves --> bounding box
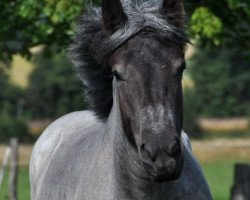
[190,7,223,46]
[228,0,250,14]
[0,0,250,61]
[45,0,83,23]
[0,0,84,62]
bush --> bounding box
[26,50,84,119]
[183,88,202,138]
[0,68,25,117]
[189,47,250,118]
[183,47,250,137]
[0,115,29,143]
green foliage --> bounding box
[0,69,24,117]
[190,7,223,45]
[228,0,250,13]
[183,88,201,137]
[1,0,249,61]
[26,50,84,118]
[189,47,250,117]
[0,69,9,100]
[0,116,28,142]
[0,70,30,142]
[186,0,250,48]
[0,0,84,62]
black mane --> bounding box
[69,0,188,121]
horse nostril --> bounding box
[140,144,158,162]
[169,139,182,158]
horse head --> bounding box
[102,0,187,182]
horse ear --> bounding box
[159,0,185,26]
[102,0,127,34]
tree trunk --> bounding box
[0,146,11,191]
[8,138,19,200]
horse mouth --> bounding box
[144,156,183,182]
[151,169,182,183]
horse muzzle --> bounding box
[153,154,183,182]
[138,138,184,182]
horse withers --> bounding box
[29,0,213,199]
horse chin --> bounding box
[153,169,182,183]
[144,157,183,183]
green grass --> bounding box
[0,167,30,200]
[201,159,250,200]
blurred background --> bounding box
[0,0,249,199]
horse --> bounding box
[29,0,213,199]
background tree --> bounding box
[0,68,28,142]
[186,0,250,48]
[0,0,84,62]
[0,68,24,117]
[188,48,250,117]
[1,0,249,62]
[26,50,84,119]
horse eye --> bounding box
[112,71,123,81]
[178,62,186,75]
[181,62,186,70]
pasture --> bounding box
[1,138,250,200]
[0,167,30,200]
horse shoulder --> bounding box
[29,111,101,198]
[177,131,213,200]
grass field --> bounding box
[202,160,238,200]
[0,167,30,200]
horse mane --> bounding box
[69,0,188,121]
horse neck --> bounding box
[103,80,212,199]
[105,79,162,199]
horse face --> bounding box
[103,0,186,182]
[109,33,185,182]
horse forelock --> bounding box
[68,0,188,121]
